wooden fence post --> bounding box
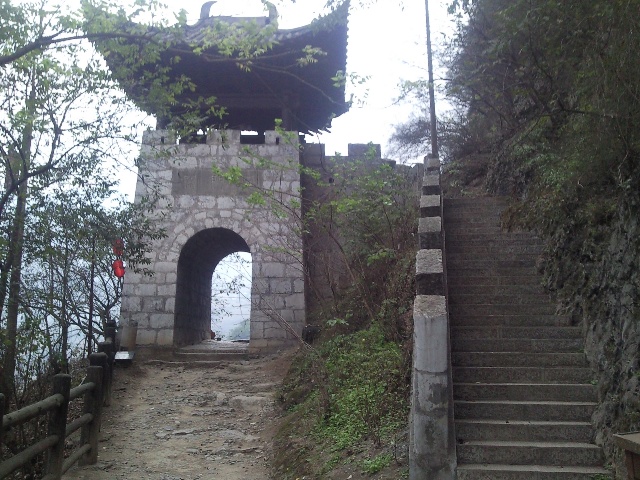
[79,365,103,466]
[45,374,71,479]
[89,352,109,407]
[104,320,117,345]
[97,343,113,406]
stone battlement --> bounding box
[141,129,296,147]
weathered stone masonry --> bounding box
[120,129,305,350]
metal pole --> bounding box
[425,0,438,158]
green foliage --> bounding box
[308,155,418,334]
[318,326,407,450]
[326,314,351,328]
[275,324,409,479]
[444,0,640,192]
[361,453,393,475]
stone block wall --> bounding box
[120,129,305,350]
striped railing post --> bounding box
[409,154,456,480]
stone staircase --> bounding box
[444,197,611,480]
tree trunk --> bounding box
[2,171,28,401]
[1,83,34,402]
[61,244,70,372]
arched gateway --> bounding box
[120,129,306,350]
[174,227,250,345]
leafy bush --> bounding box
[361,453,393,475]
[319,326,407,450]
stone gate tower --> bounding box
[122,129,305,349]
[97,3,349,349]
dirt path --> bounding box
[63,347,294,480]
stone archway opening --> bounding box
[211,251,252,341]
[174,228,251,346]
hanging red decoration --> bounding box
[112,259,125,278]
[112,238,125,257]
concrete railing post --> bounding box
[45,374,71,479]
[409,154,456,479]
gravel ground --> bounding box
[63,347,295,480]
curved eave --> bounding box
[93,2,350,133]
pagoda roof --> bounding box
[93,2,350,134]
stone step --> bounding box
[446,244,544,255]
[451,314,573,327]
[444,197,508,208]
[446,249,544,261]
[448,284,546,296]
[451,326,582,340]
[455,419,595,443]
[445,226,508,235]
[450,303,557,316]
[455,400,596,422]
[445,232,539,243]
[456,463,612,480]
[457,440,604,467]
[443,197,507,207]
[443,220,505,229]
[446,267,541,279]
[445,235,542,245]
[445,196,508,202]
[145,359,228,369]
[173,350,249,361]
[452,352,588,368]
[453,383,597,403]
[443,204,507,212]
[447,251,540,269]
[452,338,584,353]
[448,275,542,287]
[443,214,504,225]
[448,293,552,306]
[452,366,594,384]
[445,196,606,476]
[447,259,540,270]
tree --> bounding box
[442,0,640,190]
[0,0,187,401]
[390,80,487,165]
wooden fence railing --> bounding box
[0,338,116,480]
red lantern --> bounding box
[112,259,125,278]
[112,238,124,257]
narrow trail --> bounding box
[63,346,295,480]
